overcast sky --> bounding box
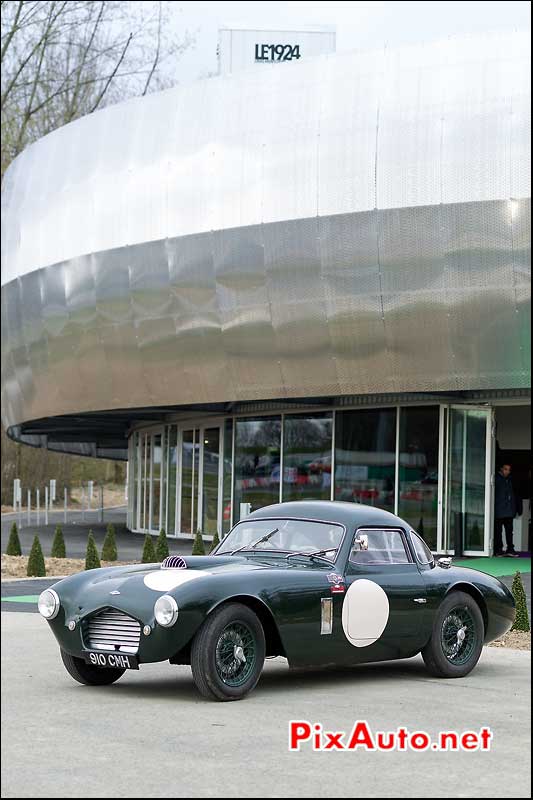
[170,0,531,82]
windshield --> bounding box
[216,518,344,559]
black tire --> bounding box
[190,603,266,701]
[422,591,484,678]
[60,648,126,686]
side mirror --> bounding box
[437,557,452,569]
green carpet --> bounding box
[2,594,39,605]
[453,557,531,577]
[1,595,39,603]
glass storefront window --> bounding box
[166,426,178,535]
[282,413,332,502]
[131,432,139,530]
[128,404,450,543]
[334,409,396,513]
[234,417,281,516]
[151,433,162,531]
[180,429,196,534]
[398,407,439,550]
[141,434,151,530]
[222,418,233,535]
[201,428,220,535]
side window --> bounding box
[350,529,410,565]
[409,530,434,565]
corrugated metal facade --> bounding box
[1,31,530,454]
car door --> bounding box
[334,527,429,664]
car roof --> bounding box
[247,500,406,530]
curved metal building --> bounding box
[1,31,531,553]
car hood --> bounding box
[51,553,329,619]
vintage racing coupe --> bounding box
[39,501,515,701]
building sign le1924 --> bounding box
[255,44,302,62]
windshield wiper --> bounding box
[286,549,335,565]
[230,528,279,555]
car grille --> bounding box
[83,608,141,654]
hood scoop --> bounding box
[161,556,187,570]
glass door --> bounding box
[199,428,221,536]
[442,406,494,557]
[178,424,223,537]
[179,429,199,534]
[150,430,164,532]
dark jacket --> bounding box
[495,472,522,519]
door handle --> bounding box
[413,598,427,604]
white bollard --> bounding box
[50,479,56,508]
[13,478,21,509]
[45,486,49,526]
[64,487,67,524]
[27,489,31,526]
[37,489,40,525]
[81,487,85,522]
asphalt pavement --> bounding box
[1,612,530,798]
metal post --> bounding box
[100,484,104,524]
[45,486,49,526]
[27,489,31,526]
[64,487,67,524]
[37,489,40,525]
[81,486,85,522]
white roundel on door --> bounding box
[341,579,390,647]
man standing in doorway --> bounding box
[494,463,522,557]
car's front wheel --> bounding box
[190,603,266,701]
[422,591,484,678]
[60,648,126,686]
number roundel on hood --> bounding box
[161,555,187,570]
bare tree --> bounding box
[1,0,193,170]
[1,1,193,504]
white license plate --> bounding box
[83,651,139,670]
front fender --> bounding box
[445,569,515,643]
[46,566,285,664]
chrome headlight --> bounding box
[38,589,60,619]
[154,594,178,627]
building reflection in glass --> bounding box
[398,406,439,550]
[283,413,332,502]
[334,409,396,513]
[234,417,281,515]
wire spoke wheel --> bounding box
[440,606,477,666]
[215,622,256,687]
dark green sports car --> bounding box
[39,501,515,701]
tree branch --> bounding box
[89,29,132,113]
[0,0,24,64]
[142,0,162,96]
